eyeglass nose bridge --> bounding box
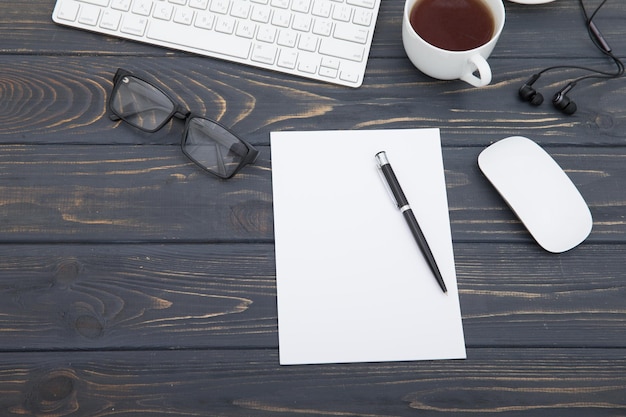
[174,107,191,121]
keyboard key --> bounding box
[333,22,368,44]
[120,14,148,35]
[251,5,271,23]
[298,34,318,52]
[195,12,215,28]
[353,9,372,26]
[257,26,277,42]
[111,0,131,11]
[251,43,277,64]
[291,0,311,13]
[147,18,252,59]
[231,2,251,18]
[297,55,318,74]
[215,15,236,33]
[236,21,257,38]
[153,3,174,20]
[339,69,359,83]
[100,9,122,29]
[78,0,110,6]
[277,49,298,68]
[189,0,209,9]
[321,56,340,69]
[277,30,297,47]
[132,0,152,16]
[311,0,331,17]
[55,1,80,21]
[312,19,332,36]
[78,5,101,25]
[332,5,352,22]
[272,9,292,27]
[319,65,338,78]
[319,37,364,61]
[292,14,311,31]
[174,8,194,24]
[271,0,290,9]
[339,61,361,83]
[210,0,230,14]
[346,0,375,8]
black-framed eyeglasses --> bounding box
[108,68,259,179]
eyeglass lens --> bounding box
[111,75,175,132]
[110,69,256,179]
[183,118,249,179]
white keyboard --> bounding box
[52,0,380,87]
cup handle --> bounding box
[460,54,492,87]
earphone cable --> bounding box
[578,0,624,78]
[533,1,623,80]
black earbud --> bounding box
[518,73,544,106]
[519,74,578,115]
[516,2,623,116]
[552,83,578,115]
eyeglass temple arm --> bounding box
[246,146,260,164]
[109,106,190,122]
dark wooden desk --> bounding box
[1,0,625,415]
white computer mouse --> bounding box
[478,136,592,253]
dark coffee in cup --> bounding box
[409,0,495,51]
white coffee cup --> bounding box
[402,0,505,87]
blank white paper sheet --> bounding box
[270,129,466,365]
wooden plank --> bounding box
[457,243,626,348]
[0,144,273,242]
[0,243,624,350]
[0,244,278,350]
[0,144,624,242]
[0,348,624,416]
[1,56,625,147]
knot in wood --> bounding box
[22,370,78,415]
[54,259,83,287]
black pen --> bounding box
[375,151,447,294]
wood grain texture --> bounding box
[1,0,626,415]
[0,145,624,241]
[0,243,623,351]
[1,57,626,146]
[0,349,624,416]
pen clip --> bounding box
[375,151,400,208]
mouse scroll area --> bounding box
[478,136,592,253]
